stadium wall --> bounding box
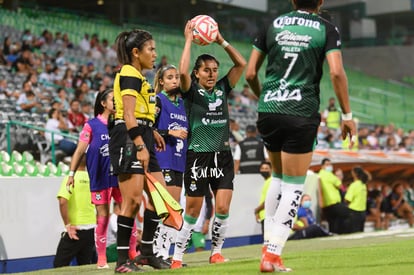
[0,174,319,273]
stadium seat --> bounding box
[0,150,11,164]
[0,162,13,176]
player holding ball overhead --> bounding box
[170,16,246,268]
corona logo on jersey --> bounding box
[191,15,218,45]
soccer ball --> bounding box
[191,15,219,46]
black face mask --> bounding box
[260,172,271,179]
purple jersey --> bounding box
[86,118,118,191]
[155,93,188,172]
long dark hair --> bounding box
[115,29,153,65]
[293,0,320,10]
[352,166,369,184]
[190,54,220,82]
[94,89,113,117]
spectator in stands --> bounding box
[3,36,11,56]
[239,83,257,112]
[366,181,384,230]
[0,79,15,99]
[45,107,77,156]
[389,181,414,227]
[12,47,34,74]
[323,97,341,132]
[0,48,7,65]
[81,101,93,120]
[79,33,90,52]
[380,184,396,230]
[155,55,168,71]
[55,87,71,111]
[345,166,368,233]
[403,181,414,208]
[16,82,42,113]
[53,155,96,267]
[62,33,74,49]
[152,64,188,261]
[62,68,74,89]
[68,99,87,132]
[254,161,272,237]
[38,62,54,84]
[171,21,246,269]
[233,124,268,174]
[384,135,398,152]
[288,194,333,240]
[318,158,349,234]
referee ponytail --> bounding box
[115,29,153,65]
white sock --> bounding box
[211,215,228,256]
[153,223,177,260]
[263,177,282,247]
[267,182,304,255]
[172,219,195,261]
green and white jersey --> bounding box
[253,10,342,117]
[182,77,231,152]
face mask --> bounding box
[325,165,333,172]
[302,201,311,209]
[317,133,325,140]
[260,172,271,179]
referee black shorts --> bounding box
[108,123,161,175]
[257,112,320,154]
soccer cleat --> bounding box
[134,254,170,269]
[97,263,109,269]
[170,259,183,269]
[209,253,229,264]
[260,253,292,273]
[115,260,144,273]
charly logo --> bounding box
[100,143,109,157]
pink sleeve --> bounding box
[79,122,92,143]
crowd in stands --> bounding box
[0,25,413,163]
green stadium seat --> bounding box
[12,163,26,176]
[0,151,11,164]
[0,162,14,176]
[25,163,39,176]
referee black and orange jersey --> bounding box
[113,64,156,122]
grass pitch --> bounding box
[19,228,414,274]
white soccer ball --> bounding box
[191,15,219,46]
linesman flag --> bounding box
[145,172,184,231]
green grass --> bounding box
[18,228,414,275]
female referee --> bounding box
[109,29,169,273]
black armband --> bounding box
[128,126,144,140]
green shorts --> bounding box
[188,231,206,249]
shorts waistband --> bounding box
[114,118,154,127]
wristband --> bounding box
[65,224,71,230]
[69,171,75,177]
[128,126,144,141]
[341,112,353,121]
[220,40,229,48]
